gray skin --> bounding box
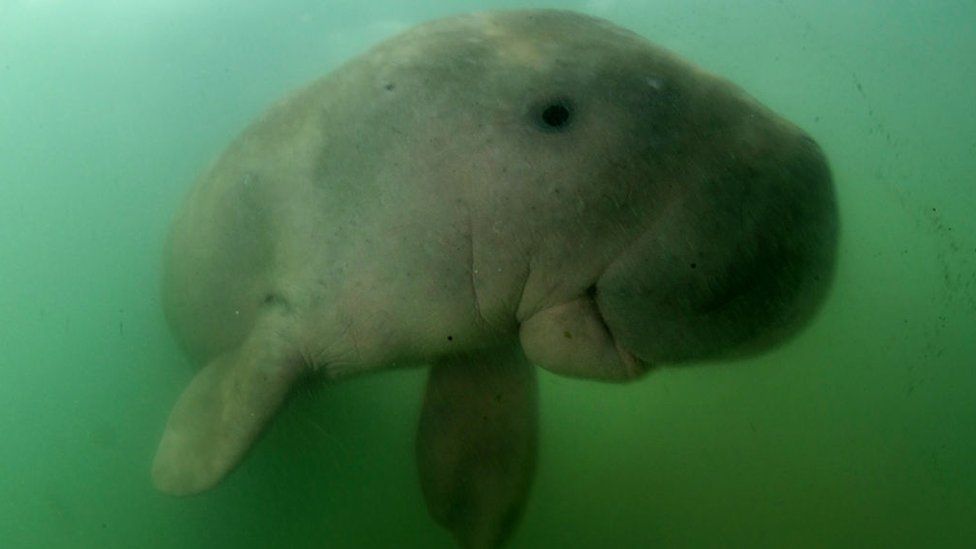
[153,9,837,548]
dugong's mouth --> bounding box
[518,294,652,382]
[610,336,646,376]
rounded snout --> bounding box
[595,128,838,365]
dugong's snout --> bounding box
[595,119,838,365]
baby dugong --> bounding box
[153,9,837,548]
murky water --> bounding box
[1,1,973,547]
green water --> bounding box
[1,1,973,547]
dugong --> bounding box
[153,9,837,547]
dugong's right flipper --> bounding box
[152,312,305,495]
[417,348,538,548]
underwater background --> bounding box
[1,0,973,547]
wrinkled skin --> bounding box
[153,9,837,548]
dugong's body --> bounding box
[154,9,837,547]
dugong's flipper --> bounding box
[152,312,304,495]
[417,348,538,548]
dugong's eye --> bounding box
[533,98,574,132]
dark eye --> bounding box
[534,98,574,132]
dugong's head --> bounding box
[368,10,837,371]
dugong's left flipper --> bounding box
[152,312,304,495]
[417,348,538,548]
